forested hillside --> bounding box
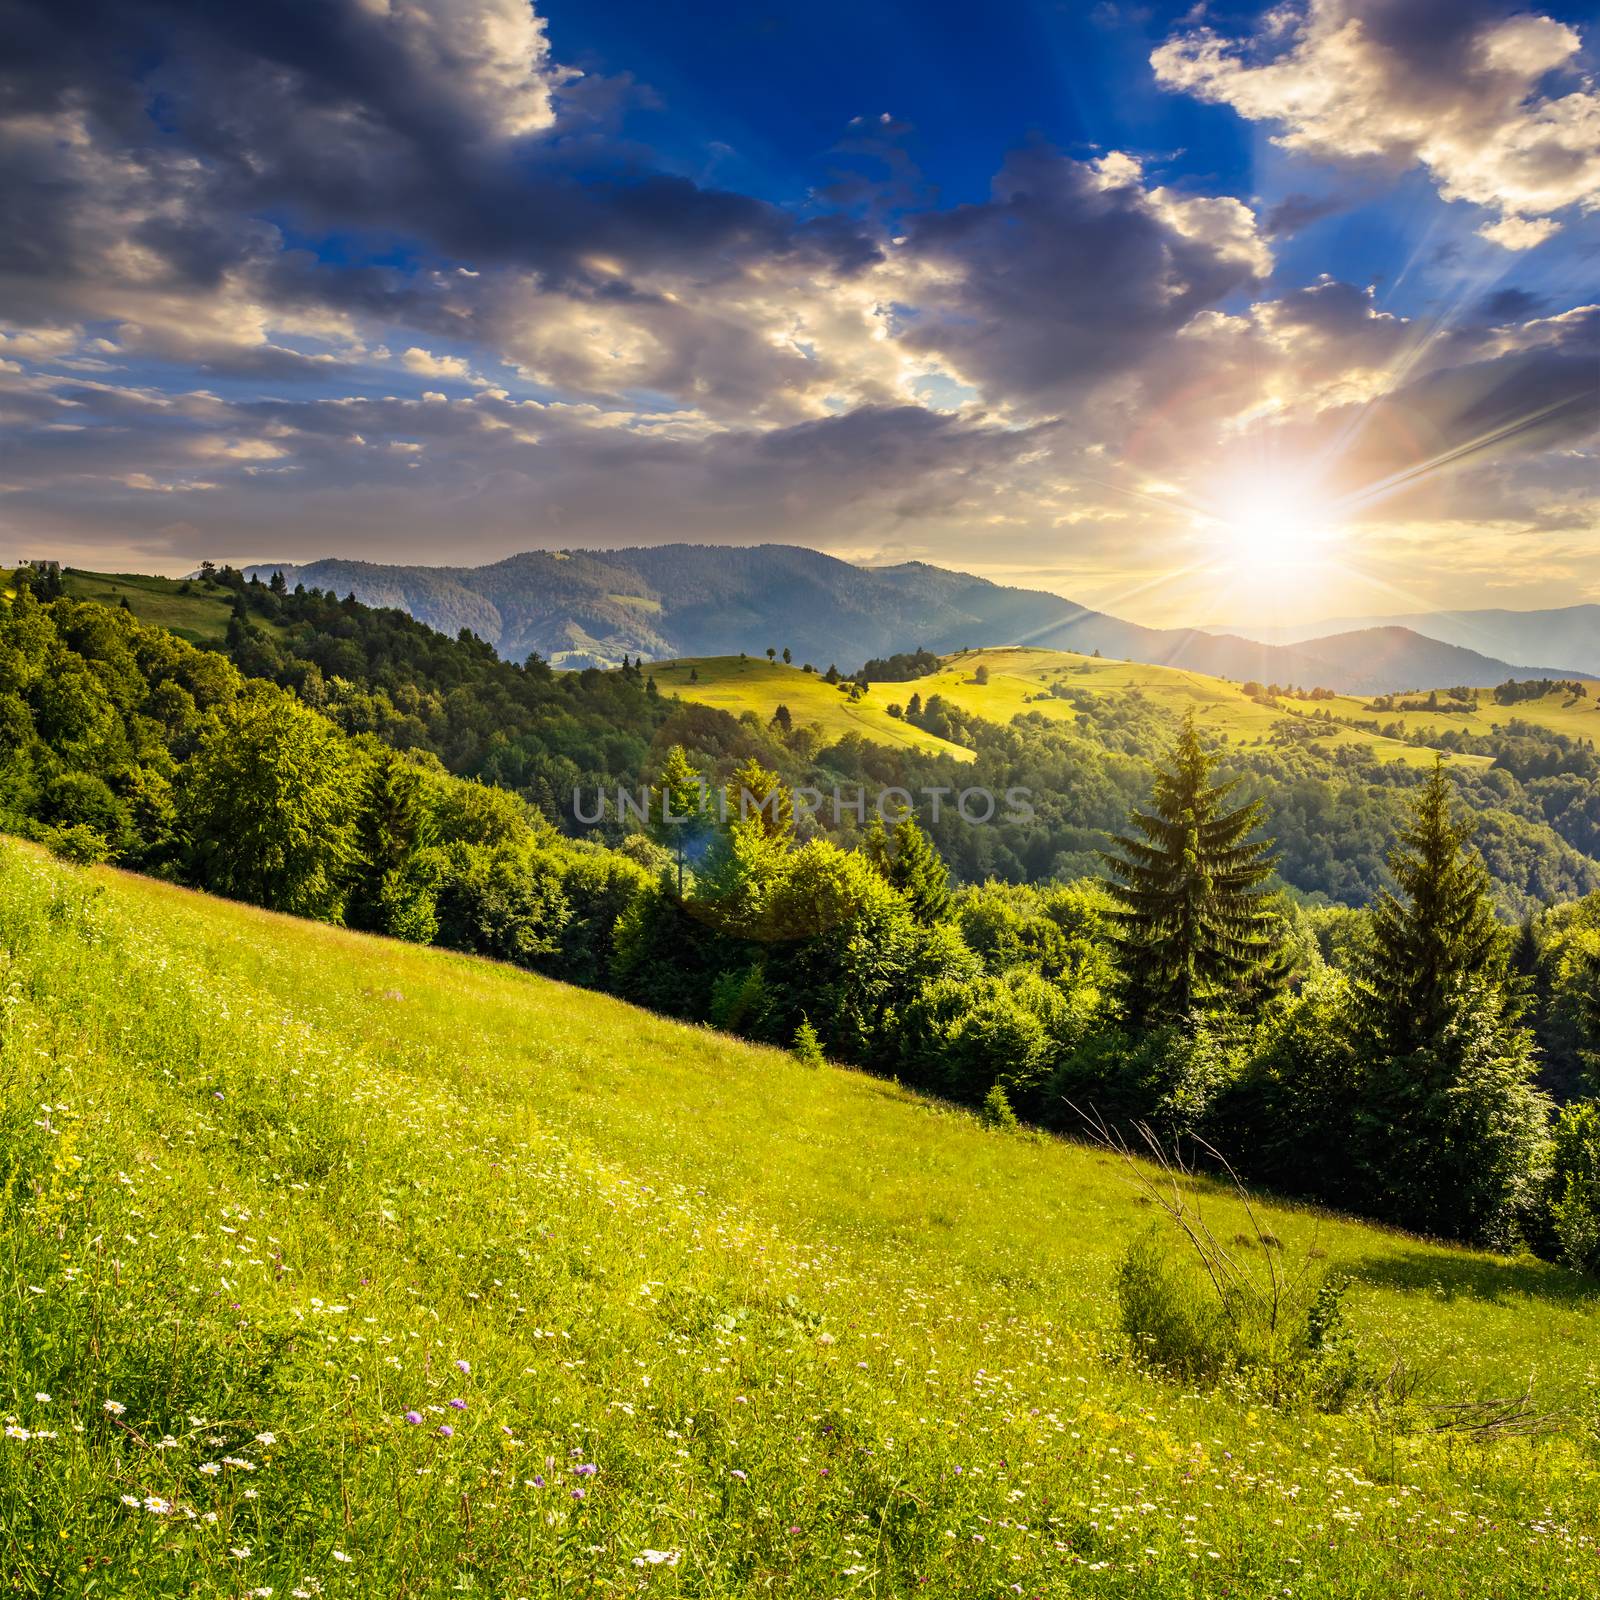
[4,563,1600,1269]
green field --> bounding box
[652,655,972,759]
[904,648,1470,767]
[3,838,1596,1597]
[657,647,1507,769]
[1318,684,1600,745]
[58,569,253,645]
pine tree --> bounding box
[650,745,711,896]
[1353,760,1505,1056]
[725,756,793,840]
[351,751,434,935]
[1101,716,1282,1025]
[887,814,951,925]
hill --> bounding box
[240,545,1574,690]
[4,838,1598,1598]
[1208,605,1600,678]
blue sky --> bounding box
[0,0,1595,625]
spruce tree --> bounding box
[1350,760,1547,1243]
[650,745,711,896]
[351,751,432,932]
[887,814,951,925]
[1353,760,1505,1056]
[1101,717,1282,1025]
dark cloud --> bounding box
[896,146,1267,407]
[0,0,875,308]
[1263,191,1351,236]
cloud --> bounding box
[1152,0,1600,247]
[892,148,1270,410]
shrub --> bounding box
[1543,1100,1600,1275]
[792,1017,825,1068]
[981,1084,1019,1130]
[43,822,111,866]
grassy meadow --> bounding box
[649,656,970,759]
[3,838,1598,1597]
[657,647,1527,770]
[56,571,263,647]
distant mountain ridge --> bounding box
[1204,604,1600,677]
[243,545,1585,693]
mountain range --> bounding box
[244,545,1587,693]
[1202,606,1600,678]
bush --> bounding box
[1115,1228,1365,1409]
[792,1017,824,1068]
[981,1084,1019,1129]
[43,822,111,866]
[1542,1100,1600,1275]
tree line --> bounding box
[3,573,1597,1269]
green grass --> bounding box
[916,649,1468,768]
[2,838,1597,1597]
[58,570,270,646]
[1317,683,1600,746]
[655,648,1507,770]
[653,655,971,759]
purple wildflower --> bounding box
[448,1398,467,1411]
[437,1424,454,1439]
[403,1411,423,1425]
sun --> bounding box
[1203,473,1340,573]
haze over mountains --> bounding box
[245,545,1586,693]
[1204,607,1600,678]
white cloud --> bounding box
[1152,0,1600,248]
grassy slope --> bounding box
[657,648,1522,770]
[651,655,971,760]
[907,648,1468,768]
[58,569,250,646]
[2,840,1596,1598]
[1318,685,1600,745]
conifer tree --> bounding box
[725,756,793,841]
[887,814,951,925]
[1101,717,1282,1024]
[861,812,951,924]
[1350,761,1547,1242]
[650,745,711,896]
[1353,759,1506,1056]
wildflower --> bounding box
[731,1470,748,1481]
[198,1462,222,1476]
[4,1425,30,1441]
[404,1411,423,1425]
[333,1550,353,1563]
[121,1495,140,1507]
[144,1497,172,1515]
[633,1550,681,1567]
[571,1488,586,1500]
[530,1475,546,1488]
[254,1432,276,1447]
[103,1400,126,1417]
[230,1545,252,1558]
[34,1393,50,1404]
[573,1463,597,1477]
[437,1425,454,1439]
[455,1360,470,1374]
[448,1398,467,1411]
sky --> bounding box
[1,0,1596,627]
